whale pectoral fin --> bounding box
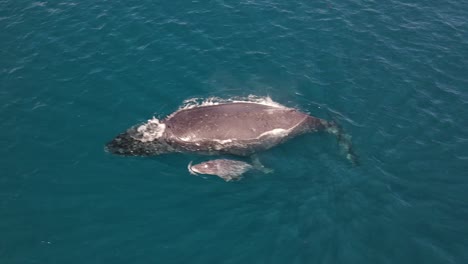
[218,171,244,182]
[259,167,274,174]
[250,154,274,174]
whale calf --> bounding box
[188,159,253,181]
[105,99,358,164]
[188,157,273,181]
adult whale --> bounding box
[105,100,357,164]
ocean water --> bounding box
[1,0,468,263]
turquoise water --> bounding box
[2,0,468,263]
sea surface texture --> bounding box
[1,0,468,263]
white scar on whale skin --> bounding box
[181,128,294,145]
[134,117,166,142]
[180,129,290,147]
[257,128,289,138]
[253,115,307,140]
[213,139,234,144]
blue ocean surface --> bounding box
[1,0,468,263]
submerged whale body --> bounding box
[105,99,357,164]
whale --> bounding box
[105,100,358,164]
[188,159,254,181]
[188,158,273,181]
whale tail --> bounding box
[321,120,359,165]
[250,155,274,174]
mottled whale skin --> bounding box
[188,159,254,181]
[188,158,272,181]
[106,102,329,157]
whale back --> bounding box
[106,102,327,156]
[164,103,311,142]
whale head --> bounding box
[105,124,171,156]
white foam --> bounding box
[165,95,291,121]
[134,117,166,142]
[177,95,290,112]
[188,161,198,175]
